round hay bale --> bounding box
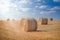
[48,18,53,25]
[38,18,48,25]
[50,18,53,21]
[7,19,10,21]
[21,18,37,32]
[12,19,15,21]
[41,18,48,25]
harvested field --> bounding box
[0,20,60,40]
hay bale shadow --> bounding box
[27,30,47,32]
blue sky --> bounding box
[0,0,60,20]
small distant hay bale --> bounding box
[38,18,48,25]
[7,19,10,21]
[20,18,37,32]
[50,18,53,21]
[12,19,15,21]
[48,18,53,21]
[48,18,53,25]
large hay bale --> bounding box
[20,18,37,32]
[38,18,48,25]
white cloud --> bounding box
[49,6,60,11]
[40,11,56,14]
[35,6,39,8]
[36,0,46,4]
[0,0,31,20]
[37,0,41,2]
[53,0,60,2]
[19,0,30,4]
[0,0,18,19]
[0,0,18,15]
[0,0,10,15]
[39,5,47,9]
[19,8,31,12]
[35,5,48,9]
[10,3,17,8]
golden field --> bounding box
[0,20,60,40]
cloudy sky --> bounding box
[0,0,60,20]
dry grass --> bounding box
[0,20,60,40]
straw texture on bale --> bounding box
[21,18,37,32]
[38,18,48,25]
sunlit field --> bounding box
[0,20,60,40]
